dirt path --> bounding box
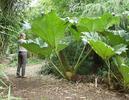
[4,64,129,100]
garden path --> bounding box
[4,63,129,100]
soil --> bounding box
[3,63,129,100]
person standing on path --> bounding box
[16,33,27,78]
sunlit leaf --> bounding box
[106,31,126,46]
[119,64,129,85]
[82,32,101,41]
[77,13,120,32]
[114,56,129,86]
[23,43,52,57]
[31,11,68,51]
[88,40,115,60]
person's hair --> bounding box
[19,33,26,39]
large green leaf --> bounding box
[113,44,128,55]
[114,56,129,85]
[82,32,101,41]
[65,17,81,41]
[82,33,127,60]
[106,31,126,46]
[88,40,115,60]
[119,64,129,85]
[70,24,81,41]
[22,43,52,57]
[77,13,120,32]
[112,30,129,45]
[31,11,68,51]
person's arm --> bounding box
[18,39,26,44]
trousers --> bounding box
[16,51,27,77]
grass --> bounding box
[8,58,43,67]
[0,64,22,100]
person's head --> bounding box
[19,33,26,39]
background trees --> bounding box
[52,0,129,17]
[0,0,53,57]
[0,0,30,56]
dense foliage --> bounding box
[22,11,129,90]
[0,0,31,56]
[52,0,129,17]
